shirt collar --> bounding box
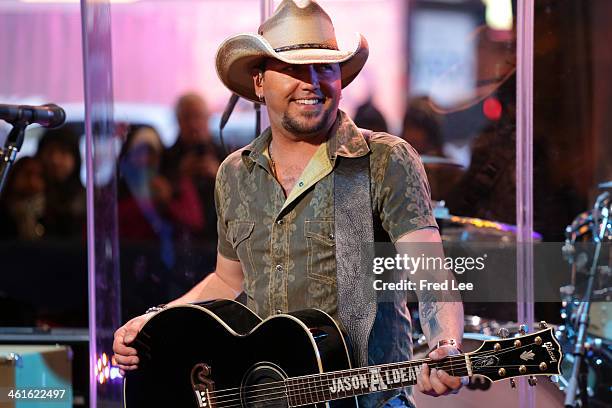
[241,109,370,172]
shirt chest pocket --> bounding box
[227,220,257,296]
[305,219,336,284]
[227,220,255,261]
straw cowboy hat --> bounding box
[215,0,369,104]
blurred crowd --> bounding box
[0,91,465,248]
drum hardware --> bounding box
[563,192,611,408]
[598,180,612,189]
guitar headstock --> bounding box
[468,323,562,383]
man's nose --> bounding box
[300,65,320,88]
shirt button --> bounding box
[275,264,284,272]
[328,233,334,240]
[298,181,304,187]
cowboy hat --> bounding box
[430,25,516,114]
[215,0,369,104]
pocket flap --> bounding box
[305,219,335,246]
[227,220,255,249]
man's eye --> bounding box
[282,65,295,72]
[317,64,335,73]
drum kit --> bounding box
[414,182,612,407]
[556,187,611,407]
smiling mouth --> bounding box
[293,98,324,105]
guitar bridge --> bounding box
[191,363,215,408]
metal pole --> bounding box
[261,0,275,22]
[81,0,121,406]
[516,0,535,407]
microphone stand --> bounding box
[254,102,261,137]
[563,194,610,407]
[0,119,29,194]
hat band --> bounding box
[274,43,339,52]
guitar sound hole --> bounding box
[241,363,289,408]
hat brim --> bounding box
[216,33,369,104]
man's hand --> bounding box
[112,314,152,374]
[416,345,463,397]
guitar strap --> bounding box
[333,128,377,370]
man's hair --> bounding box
[174,92,208,118]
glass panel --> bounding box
[109,0,263,322]
[534,1,612,406]
[407,0,519,321]
[81,0,121,406]
[0,1,88,405]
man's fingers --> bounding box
[113,341,138,357]
[113,354,139,366]
[419,363,432,392]
[429,368,449,395]
[437,369,462,390]
[117,363,138,371]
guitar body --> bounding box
[124,300,357,408]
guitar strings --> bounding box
[209,351,496,403]
[207,358,464,404]
[209,363,469,406]
[208,360,471,406]
[210,364,543,408]
[212,367,531,408]
[210,358,547,407]
[206,343,552,407]
[207,354,466,398]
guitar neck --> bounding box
[285,354,471,406]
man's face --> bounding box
[40,144,76,183]
[255,60,342,139]
[177,98,210,145]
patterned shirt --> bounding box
[215,110,437,319]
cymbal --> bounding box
[421,155,465,168]
[598,180,612,189]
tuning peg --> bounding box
[497,328,510,339]
[539,321,548,329]
[509,379,516,388]
[548,375,559,383]
[528,376,537,386]
[519,325,528,335]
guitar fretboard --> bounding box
[285,355,470,406]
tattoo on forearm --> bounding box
[420,292,443,339]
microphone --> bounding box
[219,94,240,130]
[0,103,66,128]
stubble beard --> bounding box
[281,107,334,137]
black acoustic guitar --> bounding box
[123,300,562,407]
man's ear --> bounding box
[253,70,264,92]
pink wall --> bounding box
[0,1,408,130]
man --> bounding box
[114,1,464,406]
[160,92,224,245]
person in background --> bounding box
[402,96,463,202]
[161,93,225,247]
[118,125,204,250]
[36,127,86,239]
[353,98,389,133]
[0,157,46,240]
[401,96,445,157]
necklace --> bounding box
[268,144,278,179]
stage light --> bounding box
[95,351,122,384]
[483,97,503,121]
[482,0,513,31]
